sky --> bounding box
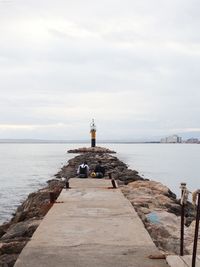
[0,0,200,141]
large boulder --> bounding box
[122,180,179,213]
[0,241,27,255]
[0,254,18,267]
[1,219,41,241]
[0,223,10,239]
[184,220,200,254]
[122,180,186,254]
[146,211,180,254]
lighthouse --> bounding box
[90,119,96,147]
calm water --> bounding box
[0,143,199,224]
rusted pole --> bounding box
[49,192,55,203]
[180,183,186,256]
[111,178,117,189]
[192,191,200,267]
[65,178,69,189]
[180,202,185,255]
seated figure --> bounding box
[94,160,105,178]
[77,161,89,178]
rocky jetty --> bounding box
[0,150,142,266]
[67,146,116,154]
[122,180,196,254]
[0,180,64,267]
[56,152,142,184]
[0,147,197,266]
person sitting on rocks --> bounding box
[94,160,105,178]
[77,161,89,178]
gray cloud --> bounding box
[0,0,200,140]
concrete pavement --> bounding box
[14,178,169,267]
[167,255,200,267]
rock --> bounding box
[184,219,200,254]
[0,224,10,239]
[146,211,180,234]
[56,152,143,184]
[1,219,41,241]
[127,180,175,198]
[0,254,18,267]
[11,185,63,223]
[121,180,185,254]
[67,146,116,154]
[0,241,27,255]
[122,180,179,212]
[145,211,180,254]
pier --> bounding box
[14,178,169,267]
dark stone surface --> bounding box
[0,253,18,267]
[1,220,41,241]
[67,146,116,154]
[0,241,27,255]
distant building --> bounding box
[160,135,182,143]
[185,138,199,144]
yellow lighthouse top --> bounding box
[90,119,96,132]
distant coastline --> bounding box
[0,139,199,144]
[0,139,160,144]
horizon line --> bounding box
[0,138,160,144]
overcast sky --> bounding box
[0,0,200,141]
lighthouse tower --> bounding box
[90,119,96,147]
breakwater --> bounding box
[0,147,196,266]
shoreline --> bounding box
[0,147,197,266]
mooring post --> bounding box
[49,192,55,204]
[192,191,200,267]
[180,182,186,256]
[65,178,69,189]
[111,178,117,189]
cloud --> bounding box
[0,0,200,140]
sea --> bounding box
[0,143,199,225]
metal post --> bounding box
[111,178,117,189]
[192,191,200,267]
[65,178,69,189]
[180,182,186,256]
[180,202,185,256]
[49,192,55,203]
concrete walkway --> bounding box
[14,178,169,267]
[167,255,200,267]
